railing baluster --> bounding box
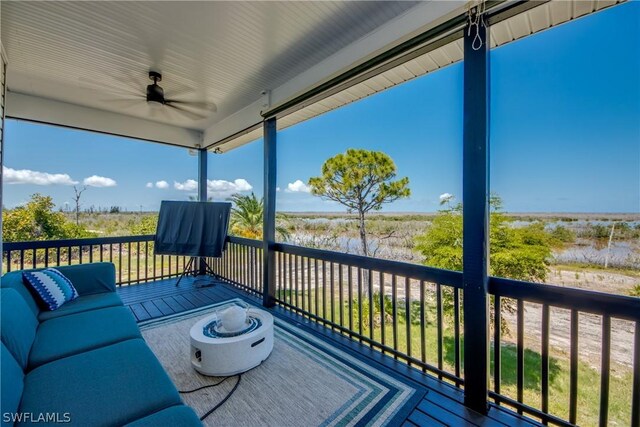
[599,315,611,427]
[405,277,411,364]
[144,242,148,282]
[420,281,426,369]
[89,244,93,263]
[632,321,639,427]
[136,241,140,283]
[437,283,443,379]
[541,304,550,424]
[392,274,398,356]
[44,247,49,267]
[348,266,353,333]
[235,244,238,282]
[283,253,289,304]
[67,246,72,265]
[79,246,83,264]
[420,281,426,368]
[127,242,132,284]
[118,244,123,285]
[357,267,363,340]
[380,272,386,352]
[368,269,374,345]
[32,249,36,268]
[454,288,461,381]
[569,309,579,425]
[295,255,300,308]
[301,256,306,313]
[339,265,345,327]
[100,244,103,262]
[330,262,335,326]
[307,257,312,315]
[7,251,12,272]
[322,260,327,320]
[279,252,284,302]
[494,296,502,398]
[314,259,319,316]
[242,244,247,285]
[56,247,61,266]
[517,299,524,413]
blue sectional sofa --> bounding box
[1,262,201,426]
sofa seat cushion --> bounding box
[124,405,201,426]
[1,344,25,426]
[19,339,183,427]
[37,292,123,321]
[29,306,142,369]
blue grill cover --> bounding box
[154,201,231,257]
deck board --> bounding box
[117,278,539,427]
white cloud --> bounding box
[146,182,153,188]
[174,179,198,191]
[207,178,253,198]
[155,180,169,189]
[3,166,78,186]
[276,187,281,192]
[173,178,253,198]
[286,179,310,193]
[83,175,117,187]
[439,193,454,204]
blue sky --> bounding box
[3,3,639,213]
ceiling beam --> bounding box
[5,92,203,148]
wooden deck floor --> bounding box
[118,278,539,427]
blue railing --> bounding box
[2,235,188,285]
[3,234,639,426]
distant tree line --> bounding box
[2,194,94,242]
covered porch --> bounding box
[1,1,639,426]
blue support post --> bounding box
[462,8,490,415]
[197,148,208,275]
[262,118,277,307]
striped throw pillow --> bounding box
[22,268,79,311]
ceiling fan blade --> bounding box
[166,99,217,112]
[165,103,209,121]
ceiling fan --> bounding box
[98,71,216,121]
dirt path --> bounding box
[501,305,636,371]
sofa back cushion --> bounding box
[1,288,39,369]
[1,263,117,311]
[23,268,79,311]
[0,271,40,317]
[53,263,116,296]
[1,343,24,426]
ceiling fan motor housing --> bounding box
[147,71,165,104]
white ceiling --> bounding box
[1,1,422,135]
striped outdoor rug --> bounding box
[139,299,424,426]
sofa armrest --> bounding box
[55,263,116,295]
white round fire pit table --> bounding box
[190,300,274,376]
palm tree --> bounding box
[229,193,290,240]
[229,193,263,239]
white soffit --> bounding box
[213,0,625,152]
